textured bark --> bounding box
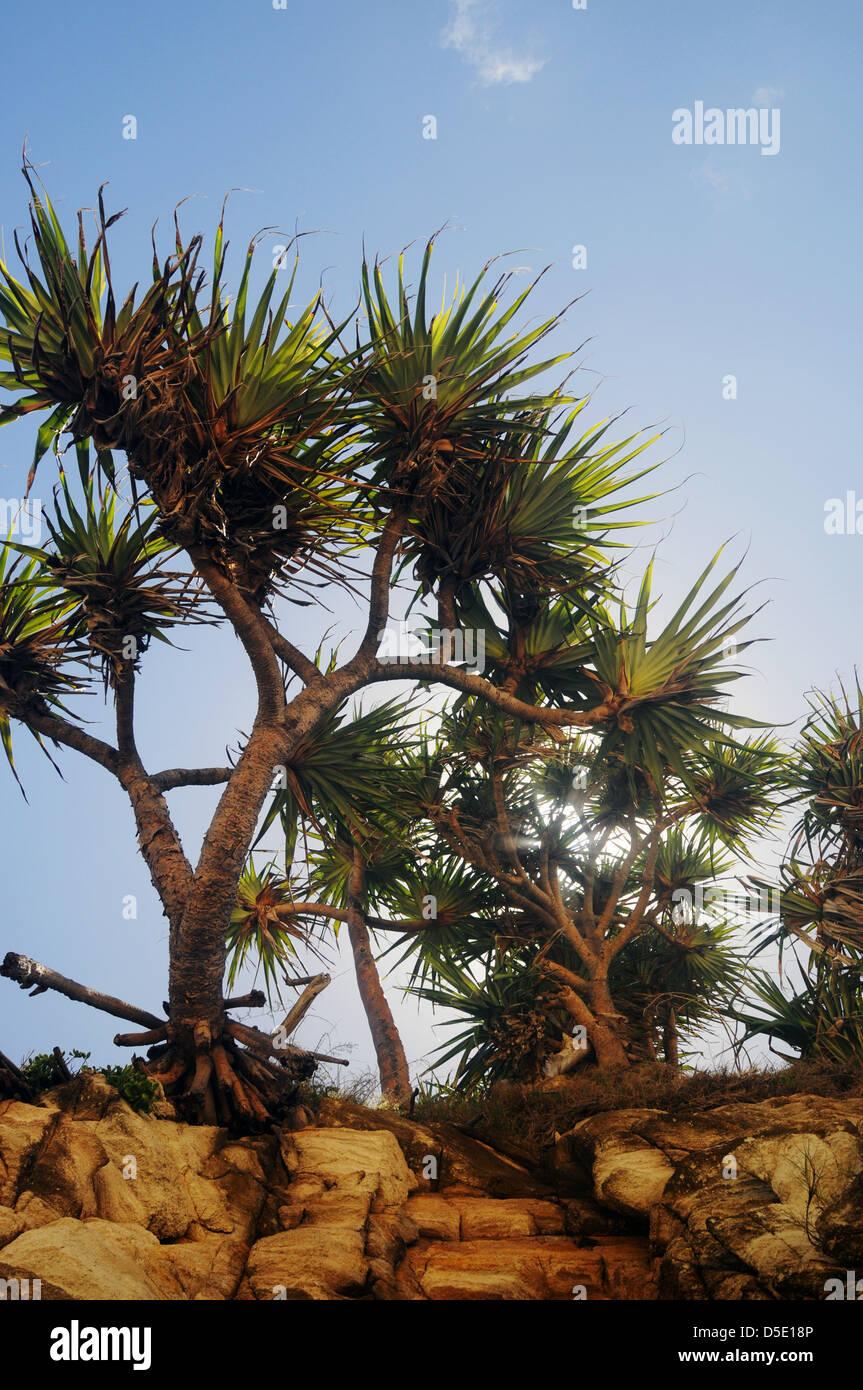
[347,851,412,1106]
[116,763,195,945]
[167,720,288,1025]
[585,977,632,1068]
[165,653,380,1027]
[537,960,631,1069]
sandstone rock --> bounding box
[315,1098,552,1198]
[594,1148,675,1222]
[5,1073,861,1302]
[196,1137,273,1242]
[563,1195,632,1238]
[300,1192,371,1227]
[282,1127,416,1210]
[0,1218,182,1300]
[245,1225,368,1299]
[286,1175,326,1203]
[596,1236,658,1300]
[816,1170,863,1263]
[88,1102,224,1239]
[1,1211,250,1301]
[544,1130,593,1196]
[647,1105,863,1299]
[25,1115,108,1219]
[12,1191,65,1230]
[315,1098,442,1190]
[40,1070,130,1121]
[449,1197,536,1240]
[739,1129,859,1220]
[403,1193,461,1241]
[158,1235,249,1300]
[0,1258,72,1301]
[0,1204,25,1246]
[565,1111,674,1220]
[84,1088,271,1243]
[519,1198,567,1235]
[366,1208,418,1263]
[435,1125,553,1199]
[0,1099,58,1205]
[4,1072,268,1244]
[399,1235,647,1300]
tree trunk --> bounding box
[584,976,632,1068]
[538,962,632,1069]
[347,850,412,1106]
[663,1007,679,1069]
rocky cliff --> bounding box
[1,1073,860,1300]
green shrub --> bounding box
[20,1048,90,1093]
[19,1049,159,1113]
[100,1065,160,1114]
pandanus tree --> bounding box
[0,162,776,1124]
[260,479,786,1081]
[733,684,863,1064]
[288,701,783,1082]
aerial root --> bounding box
[133,1022,314,1131]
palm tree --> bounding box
[0,162,776,1121]
[267,543,784,1079]
[731,683,863,1065]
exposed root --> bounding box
[132,1017,318,1131]
[0,948,321,1132]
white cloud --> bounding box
[689,162,752,208]
[442,0,546,86]
[753,85,783,106]
[690,162,731,196]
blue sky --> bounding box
[1,0,861,1083]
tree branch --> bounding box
[275,901,436,934]
[357,508,408,658]
[152,767,233,791]
[275,902,349,924]
[368,658,611,733]
[260,614,322,686]
[1,952,163,1029]
[11,699,194,938]
[536,957,589,992]
[115,663,137,760]
[603,826,665,963]
[275,972,330,1040]
[191,553,286,719]
[14,704,120,776]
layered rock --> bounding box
[2,1073,862,1301]
[559,1095,863,1299]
